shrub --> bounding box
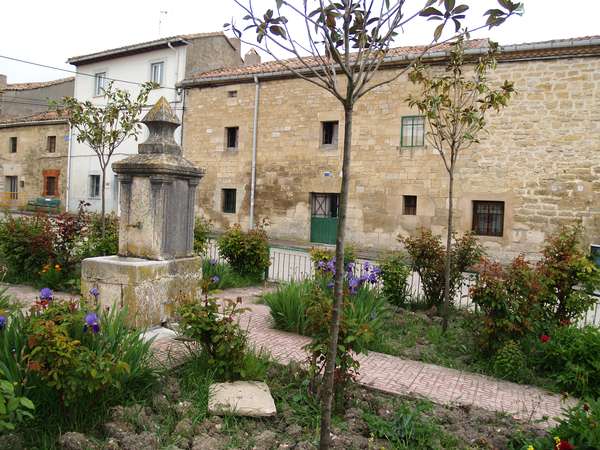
[0,368,34,431]
[78,212,119,259]
[194,217,213,256]
[492,340,529,383]
[537,225,600,324]
[217,221,270,279]
[379,252,412,307]
[309,245,356,270]
[263,279,314,334]
[399,229,483,308]
[202,259,261,290]
[176,288,249,381]
[531,325,600,398]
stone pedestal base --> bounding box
[81,255,201,327]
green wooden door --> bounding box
[310,193,339,245]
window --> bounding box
[472,201,505,237]
[321,121,339,147]
[312,193,339,218]
[5,176,18,200]
[9,137,17,153]
[150,62,164,86]
[45,177,57,197]
[89,175,101,198]
[47,136,56,153]
[222,189,236,213]
[403,195,417,215]
[94,72,106,96]
[225,127,239,149]
[227,90,238,98]
[401,116,425,147]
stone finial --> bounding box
[138,96,181,155]
[244,49,261,66]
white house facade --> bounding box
[65,32,243,213]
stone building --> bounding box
[180,36,600,260]
[0,76,74,120]
[0,111,69,210]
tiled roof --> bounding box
[67,32,233,65]
[3,77,74,91]
[182,35,600,86]
[0,110,69,127]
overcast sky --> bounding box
[1,0,598,83]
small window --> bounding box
[94,72,107,96]
[9,137,17,153]
[5,176,18,199]
[45,176,57,197]
[227,90,238,98]
[403,195,417,215]
[150,62,164,86]
[222,189,236,213]
[401,116,425,147]
[321,121,339,147]
[472,201,505,237]
[47,136,56,153]
[225,127,239,149]
[312,193,339,218]
[89,174,101,198]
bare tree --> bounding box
[226,1,522,448]
[407,36,516,331]
[58,81,154,235]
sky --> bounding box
[1,0,599,83]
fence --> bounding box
[206,239,600,327]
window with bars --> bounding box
[150,62,164,86]
[472,201,505,237]
[321,121,339,147]
[225,127,239,149]
[94,72,106,96]
[222,189,236,213]
[401,116,425,147]
[311,193,339,218]
[9,137,17,153]
[403,195,417,215]
[47,136,56,153]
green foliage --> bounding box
[202,260,261,290]
[194,217,213,255]
[492,340,528,383]
[309,245,356,270]
[176,292,249,381]
[263,279,314,335]
[78,212,119,259]
[531,325,600,398]
[363,400,459,449]
[399,229,483,308]
[0,368,34,431]
[217,222,270,279]
[379,252,412,307]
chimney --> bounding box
[0,74,7,90]
[244,49,261,66]
[228,37,242,57]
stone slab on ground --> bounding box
[208,381,277,417]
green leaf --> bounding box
[19,397,34,410]
[420,7,443,17]
[434,23,444,41]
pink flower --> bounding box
[540,334,550,343]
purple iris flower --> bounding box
[368,272,379,284]
[89,287,100,298]
[0,316,6,330]
[359,273,370,283]
[363,261,371,272]
[84,312,100,333]
[326,260,336,273]
[210,275,220,284]
[39,288,53,300]
[209,258,218,266]
[346,262,355,273]
[317,261,325,269]
[327,281,334,289]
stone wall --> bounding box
[182,55,600,261]
[0,79,74,120]
[184,35,242,79]
[0,121,69,209]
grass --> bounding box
[262,279,313,334]
[203,260,262,290]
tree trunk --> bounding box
[100,166,107,239]
[319,105,353,450]
[442,169,454,332]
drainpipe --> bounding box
[65,123,73,212]
[249,75,260,229]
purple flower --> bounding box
[346,262,355,273]
[0,316,6,330]
[368,272,379,284]
[363,261,371,272]
[39,288,53,300]
[317,261,325,269]
[89,287,100,298]
[209,258,218,266]
[84,312,100,334]
[210,275,220,284]
[326,260,336,273]
[327,281,334,289]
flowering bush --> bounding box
[399,229,483,308]
[309,245,356,272]
[217,221,270,279]
[176,281,250,381]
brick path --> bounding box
[5,283,576,427]
[154,286,577,428]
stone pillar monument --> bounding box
[81,97,205,326]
